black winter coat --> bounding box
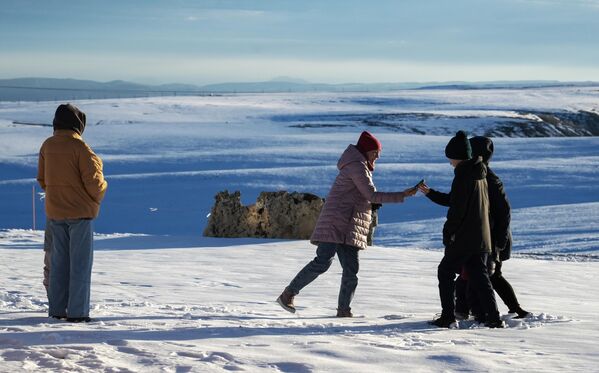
[426,156,492,256]
[485,168,512,261]
[427,166,512,260]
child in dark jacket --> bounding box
[419,131,504,328]
[454,136,531,320]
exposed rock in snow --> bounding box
[203,190,324,239]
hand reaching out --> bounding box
[418,182,431,195]
[403,186,418,197]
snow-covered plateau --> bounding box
[1,87,598,372]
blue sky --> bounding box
[1,0,598,84]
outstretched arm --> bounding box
[348,163,414,203]
[419,182,450,206]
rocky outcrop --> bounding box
[486,110,599,137]
[277,109,599,138]
[203,190,325,239]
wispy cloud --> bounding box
[520,0,599,8]
[184,9,268,22]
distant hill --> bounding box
[1,77,598,101]
[0,78,205,101]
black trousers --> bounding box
[438,252,499,320]
[456,261,522,315]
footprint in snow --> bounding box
[271,361,314,373]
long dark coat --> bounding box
[426,156,492,256]
[485,168,512,260]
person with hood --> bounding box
[37,103,108,323]
[453,136,531,320]
[276,131,417,317]
[418,130,503,328]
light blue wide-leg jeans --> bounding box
[48,219,94,318]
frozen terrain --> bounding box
[0,87,597,255]
[1,235,598,372]
[0,87,598,371]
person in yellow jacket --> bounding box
[37,103,107,323]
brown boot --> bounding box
[276,288,296,313]
[336,308,353,318]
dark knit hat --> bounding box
[469,136,494,163]
[445,130,472,160]
[53,103,86,135]
[356,131,382,154]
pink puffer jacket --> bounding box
[310,145,406,250]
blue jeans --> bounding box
[287,242,359,310]
[48,219,94,318]
[43,218,53,299]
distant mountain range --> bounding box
[1,77,599,101]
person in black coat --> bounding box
[454,136,531,319]
[419,131,503,328]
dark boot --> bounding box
[336,308,353,318]
[509,307,532,319]
[66,316,92,323]
[485,318,506,328]
[484,310,505,328]
[474,313,486,324]
[276,288,296,313]
[429,314,458,328]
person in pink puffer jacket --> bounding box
[277,131,417,317]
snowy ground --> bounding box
[1,88,598,371]
[1,236,599,372]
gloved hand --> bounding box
[487,256,497,276]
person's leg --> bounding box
[454,275,469,318]
[437,255,461,319]
[490,261,517,310]
[48,220,69,317]
[468,280,484,322]
[491,261,530,317]
[465,253,501,324]
[336,244,359,312]
[66,219,94,318]
[43,219,53,299]
[287,242,337,295]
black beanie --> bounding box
[445,130,472,160]
[53,103,86,135]
[469,136,494,163]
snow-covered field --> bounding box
[1,236,598,372]
[1,88,598,371]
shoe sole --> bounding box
[276,297,296,314]
[428,320,459,329]
[513,313,533,319]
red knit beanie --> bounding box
[356,131,382,154]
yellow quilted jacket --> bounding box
[37,130,107,220]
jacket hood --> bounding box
[53,103,86,135]
[455,156,487,180]
[470,136,494,163]
[338,145,367,171]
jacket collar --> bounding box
[338,145,368,170]
[53,129,82,140]
[455,156,487,180]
